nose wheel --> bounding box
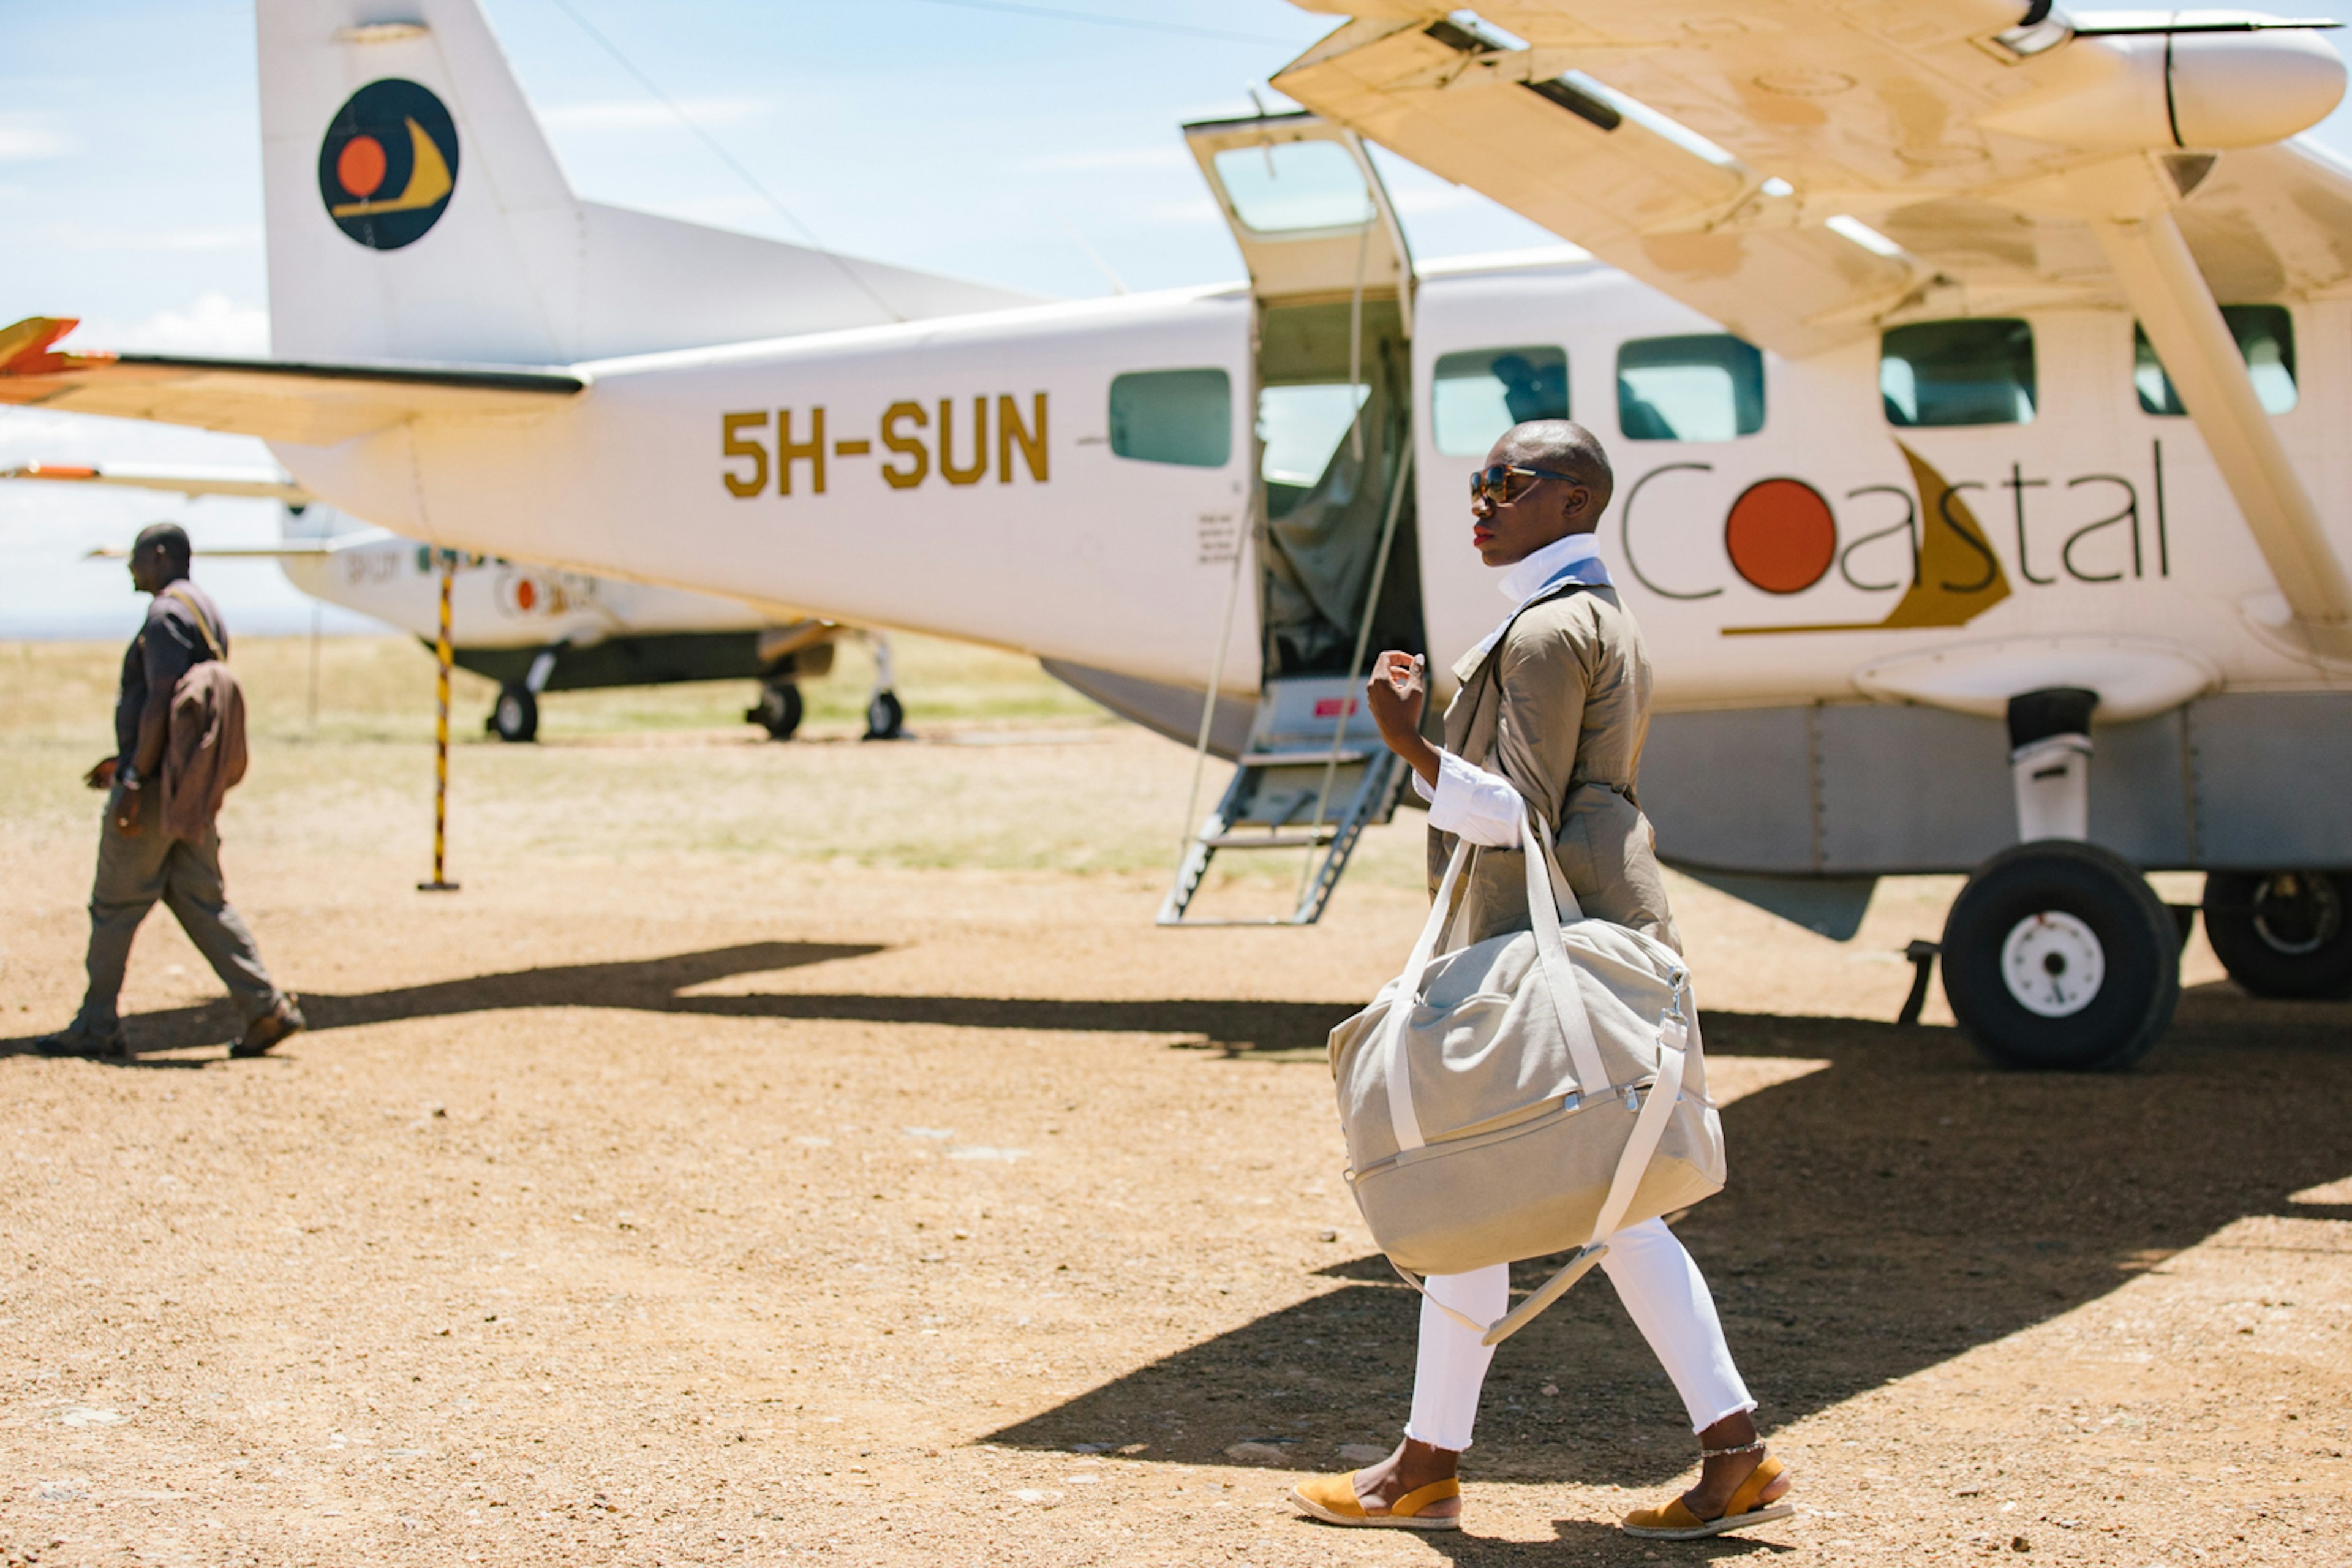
[748,680,804,741]
[1940,841,2179,1071]
[486,682,538,743]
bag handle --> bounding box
[1519,813,1608,1102]
[162,585,226,662]
[1379,837,1472,1155]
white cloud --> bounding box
[0,118,74,162]
[540,96,771,132]
[56,293,271,357]
[41,221,262,254]
[1016,145,1191,174]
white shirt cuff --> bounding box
[1423,748,1526,848]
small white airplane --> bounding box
[7,0,2351,1074]
[2,460,902,742]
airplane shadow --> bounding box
[0,940,1355,1060]
[984,981,2352,1490]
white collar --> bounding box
[1498,530,1604,602]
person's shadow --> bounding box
[0,940,1356,1061]
[979,981,2352,1494]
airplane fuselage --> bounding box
[272,255,2349,718]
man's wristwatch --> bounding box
[116,764,141,791]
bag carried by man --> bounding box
[1327,804,1726,1347]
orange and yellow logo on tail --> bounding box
[318,80,460,252]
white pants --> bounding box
[1403,1218,1753,1451]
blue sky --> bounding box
[8,1,2352,636]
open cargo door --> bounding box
[1161,114,1422,926]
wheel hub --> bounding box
[2000,911,2105,1018]
[2251,872,2342,957]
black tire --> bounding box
[863,689,907,741]
[748,681,802,741]
[1940,840,2180,1071]
[488,684,538,743]
[2203,870,2352,999]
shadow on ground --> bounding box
[982,980,2352,1496]
[15,948,2351,1524]
[0,940,1355,1058]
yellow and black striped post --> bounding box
[418,550,461,893]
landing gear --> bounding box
[864,688,907,741]
[488,682,538,743]
[748,679,804,741]
[1941,841,2180,1071]
[2203,870,2352,998]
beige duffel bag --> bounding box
[1329,814,1726,1345]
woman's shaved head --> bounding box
[1498,420,1614,518]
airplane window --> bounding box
[1109,368,1232,467]
[2133,306,2297,415]
[1880,319,2035,427]
[1431,346,1569,456]
[1616,334,1764,442]
[1212,141,1375,233]
[1260,383,1369,488]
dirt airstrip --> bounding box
[2,635,2348,1567]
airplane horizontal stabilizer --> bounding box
[0,317,584,445]
[1,459,315,503]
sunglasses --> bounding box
[1470,463,1580,503]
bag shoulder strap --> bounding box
[162,585,226,662]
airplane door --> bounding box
[1182,114,1424,681]
[1183,114,1413,331]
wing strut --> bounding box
[2090,210,2352,663]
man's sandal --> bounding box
[1621,1453,1795,1540]
[1290,1472,1461,1531]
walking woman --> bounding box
[1290,421,1792,1540]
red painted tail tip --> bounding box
[0,316,94,377]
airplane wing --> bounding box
[1275,5,2352,356]
[2,460,315,503]
[0,317,586,445]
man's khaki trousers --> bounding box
[74,785,277,1038]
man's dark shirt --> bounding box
[115,580,227,770]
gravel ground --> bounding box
[2,639,2346,1567]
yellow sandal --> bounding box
[1621,1452,1794,1540]
[1290,1471,1462,1531]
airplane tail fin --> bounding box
[259,0,1036,366]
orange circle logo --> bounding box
[1724,477,1836,595]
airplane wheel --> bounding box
[1940,841,2179,1072]
[2203,870,2352,999]
[748,681,802,741]
[863,689,907,741]
[488,683,538,743]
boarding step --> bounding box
[1199,829,1338,850]
[1159,674,1407,927]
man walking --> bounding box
[1290,421,1792,1539]
[37,522,303,1061]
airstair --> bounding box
[1158,675,1407,927]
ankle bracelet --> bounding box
[1700,1441,1766,1458]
